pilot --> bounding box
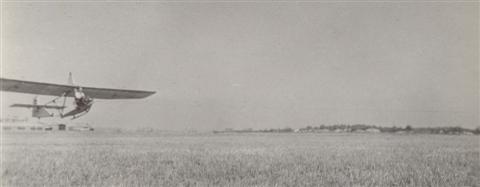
[74,87,86,106]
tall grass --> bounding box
[2,132,479,186]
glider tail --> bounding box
[31,97,52,118]
[10,97,64,119]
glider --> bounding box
[0,73,155,119]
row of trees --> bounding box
[214,124,480,135]
[301,124,480,134]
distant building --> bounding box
[1,119,93,132]
[1,118,44,131]
[68,126,94,131]
[58,124,66,131]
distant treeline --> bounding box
[214,124,480,135]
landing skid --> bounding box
[62,107,90,120]
[71,111,88,120]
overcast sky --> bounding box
[2,2,478,130]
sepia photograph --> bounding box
[1,1,479,186]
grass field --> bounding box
[1,131,479,186]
